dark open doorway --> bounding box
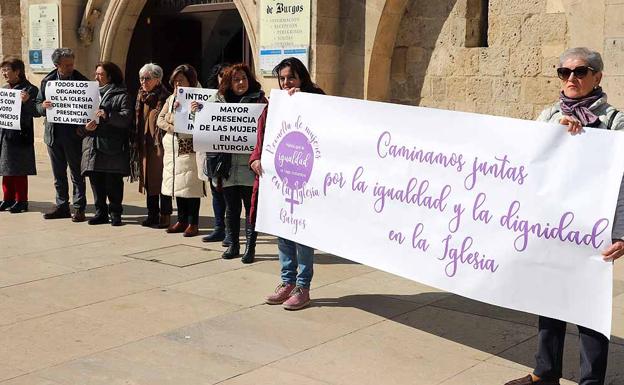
[125,0,253,98]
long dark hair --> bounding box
[95,61,124,86]
[218,63,262,96]
[272,57,324,94]
[0,57,26,83]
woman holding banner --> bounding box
[134,63,172,228]
[0,58,39,213]
[207,64,266,263]
[81,61,132,226]
[505,47,624,385]
[157,64,204,237]
[250,57,325,311]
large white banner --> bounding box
[257,90,624,338]
[173,87,218,134]
[0,89,22,130]
[193,103,266,153]
[45,80,99,125]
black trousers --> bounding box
[146,194,172,217]
[176,197,200,225]
[47,130,86,210]
[534,316,609,385]
[223,185,252,239]
[88,172,124,215]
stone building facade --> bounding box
[1,0,623,148]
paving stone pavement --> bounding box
[0,159,623,385]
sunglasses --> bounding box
[556,66,595,80]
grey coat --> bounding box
[537,97,624,240]
[35,69,89,147]
[0,80,39,176]
[81,85,132,176]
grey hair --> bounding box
[51,48,75,66]
[139,63,163,81]
[559,47,604,72]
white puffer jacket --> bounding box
[157,94,205,198]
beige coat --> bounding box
[156,94,205,198]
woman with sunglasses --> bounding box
[249,57,325,311]
[505,47,624,385]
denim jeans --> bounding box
[278,237,314,288]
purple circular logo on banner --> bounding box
[274,131,314,190]
[178,88,184,94]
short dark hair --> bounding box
[273,57,324,94]
[169,64,198,88]
[218,63,262,96]
[95,61,124,86]
[0,57,26,83]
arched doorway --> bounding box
[124,0,253,97]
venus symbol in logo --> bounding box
[274,131,314,214]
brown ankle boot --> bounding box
[183,224,199,237]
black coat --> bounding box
[0,80,39,176]
[81,85,132,176]
[35,69,89,147]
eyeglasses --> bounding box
[556,66,595,80]
[139,76,153,82]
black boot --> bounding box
[222,230,232,247]
[202,226,225,242]
[241,224,257,264]
[88,210,109,225]
[0,200,15,211]
[222,239,240,259]
[9,201,28,213]
[141,213,159,227]
[110,213,122,226]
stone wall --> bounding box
[389,0,568,119]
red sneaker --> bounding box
[282,286,310,310]
[265,282,296,305]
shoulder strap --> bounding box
[607,109,620,130]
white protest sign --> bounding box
[0,89,22,130]
[257,90,624,338]
[45,80,99,125]
[173,87,218,134]
[193,102,266,153]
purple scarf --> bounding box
[559,87,605,127]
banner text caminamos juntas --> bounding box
[0,89,22,130]
[256,90,624,338]
[193,102,267,154]
[45,80,100,125]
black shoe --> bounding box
[0,200,15,211]
[88,212,109,225]
[222,231,233,247]
[202,227,225,243]
[72,209,86,223]
[110,213,122,227]
[222,241,240,259]
[9,201,28,213]
[43,205,71,219]
[241,227,257,264]
[141,215,159,227]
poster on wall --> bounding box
[28,4,60,73]
[259,0,311,75]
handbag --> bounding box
[203,152,232,179]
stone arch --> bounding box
[96,0,258,73]
[365,0,409,101]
